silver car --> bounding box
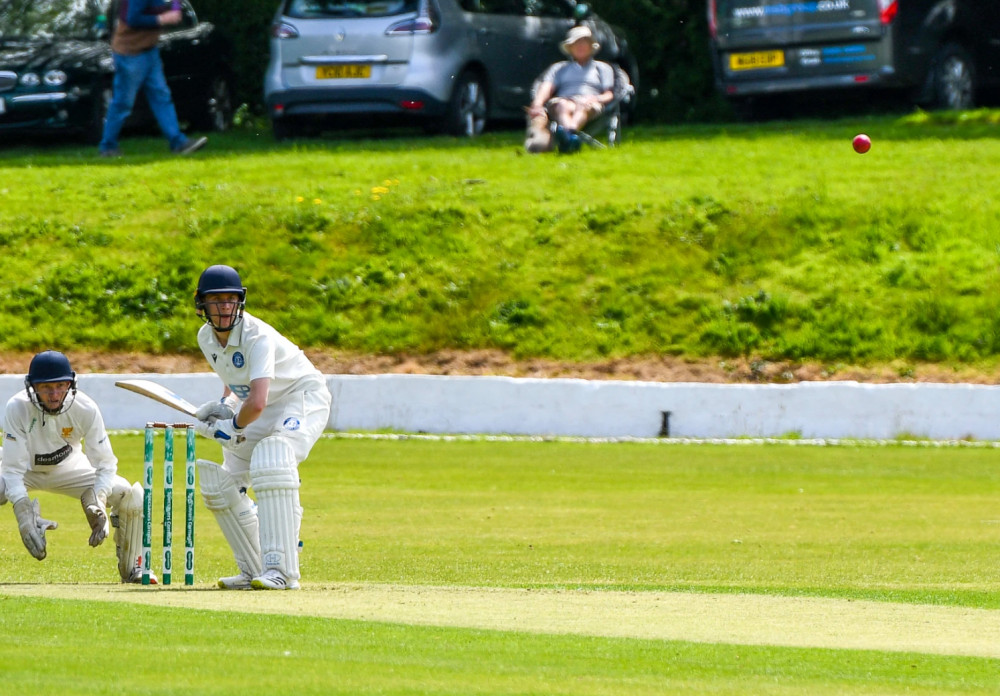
[263,0,637,139]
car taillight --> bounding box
[272,22,299,39]
[386,0,439,35]
[879,0,898,24]
[707,0,717,39]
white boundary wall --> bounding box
[1,373,998,440]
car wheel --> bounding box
[193,75,233,132]
[85,83,112,145]
[444,70,487,137]
[272,117,300,141]
[930,43,975,110]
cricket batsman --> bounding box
[191,264,332,590]
[0,351,150,583]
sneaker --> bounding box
[173,136,207,155]
[99,149,122,158]
[218,573,253,590]
[251,569,299,590]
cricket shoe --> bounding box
[251,569,299,590]
[126,570,158,585]
[217,573,254,590]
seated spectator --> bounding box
[526,26,616,154]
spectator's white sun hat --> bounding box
[561,26,600,55]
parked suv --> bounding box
[708,0,1000,115]
[264,0,638,139]
[0,0,233,143]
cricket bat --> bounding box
[114,379,198,417]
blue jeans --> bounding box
[99,48,186,152]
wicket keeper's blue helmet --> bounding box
[25,350,77,414]
[195,264,247,331]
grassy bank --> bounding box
[2,113,1000,370]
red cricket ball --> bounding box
[853,134,871,154]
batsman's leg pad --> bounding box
[111,482,143,581]
[198,459,262,579]
[249,437,301,582]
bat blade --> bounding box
[114,379,198,417]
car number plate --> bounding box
[316,64,371,79]
[729,50,785,71]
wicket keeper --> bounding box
[0,351,151,583]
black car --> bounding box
[0,0,233,144]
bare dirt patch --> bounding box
[2,583,999,658]
[2,350,999,384]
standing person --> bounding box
[192,264,332,590]
[0,351,150,583]
[98,0,208,158]
[526,26,616,154]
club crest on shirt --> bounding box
[62,427,74,438]
[232,352,245,368]
[283,417,301,431]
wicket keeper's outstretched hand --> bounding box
[12,498,57,560]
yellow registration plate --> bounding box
[729,50,784,71]
[316,64,371,79]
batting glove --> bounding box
[195,416,245,448]
[194,394,239,421]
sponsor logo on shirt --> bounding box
[35,444,72,466]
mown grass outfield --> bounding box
[2,435,1000,695]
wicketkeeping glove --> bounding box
[13,498,58,561]
[195,416,245,448]
[81,489,109,547]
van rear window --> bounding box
[285,0,418,19]
[717,0,876,28]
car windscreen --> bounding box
[0,0,104,39]
[715,0,878,30]
[283,0,419,19]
